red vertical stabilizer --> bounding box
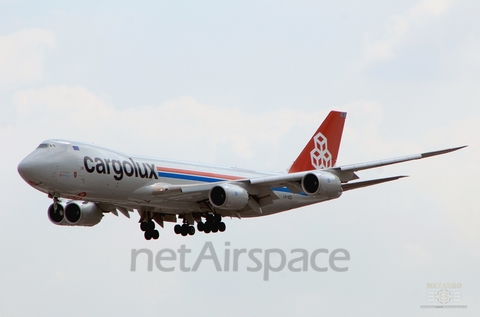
[288,111,346,173]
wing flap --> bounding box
[116,206,131,218]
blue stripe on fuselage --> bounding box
[158,171,224,183]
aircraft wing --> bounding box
[131,146,466,199]
[99,146,467,217]
[244,146,466,188]
[328,146,466,173]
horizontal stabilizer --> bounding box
[341,176,408,192]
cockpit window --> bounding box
[37,143,56,149]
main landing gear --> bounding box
[140,220,159,240]
[174,221,196,236]
[173,213,226,236]
[197,213,226,234]
[139,213,227,240]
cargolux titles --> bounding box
[83,156,158,181]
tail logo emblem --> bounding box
[310,132,332,169]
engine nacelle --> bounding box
[209,184,249,210]
[48,202,67,225]
[62,201,103,226]
[48,201,103,226]
[301,172,342,198]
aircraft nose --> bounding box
[18,144,65,187]
[18,151,52,184]
[17,155,37,182]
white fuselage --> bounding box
[18,140,334,218]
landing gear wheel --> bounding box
[140,222,149,232]
[152,230,159,240]
[188,226,195,235]
[197,222,205,232]
[206,214,214,223]
[144,230,152,240]
[219,222,226,232]
[174,224,181,234]
[204,222,211,234]
[181,224,189,236]
[148,220,155,231]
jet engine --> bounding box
[301,172,342,198]
[48,202,67,225]
[209,184,249,210]
[47,201,103,226]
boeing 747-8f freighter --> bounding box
[17,111,465,240]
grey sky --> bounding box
[1,1,479,316]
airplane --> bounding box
[17,111,465,240]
